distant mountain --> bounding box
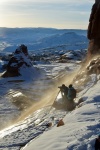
[0,27,88,52]
[0,27,87,38]
[39,32,87,47]
[25,32,88,52]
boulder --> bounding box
[57,119,64,127]
[2,44,32,77]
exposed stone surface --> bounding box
[73,56,100,88]
[75,0,100,89]
[87,1,100,58]
[57,50,87,63]
[86,57,100,74]
[2,44,32,77]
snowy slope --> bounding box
[0,60,80,150]
[22,76,100,150]
[0,56,99,150]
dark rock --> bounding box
[15,44,28,56]
[2,44,32,77]
[87,1,100,58]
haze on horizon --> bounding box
[0,0,94,29]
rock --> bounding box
[73,56,100,90]
[86,57,100,74]
[46,122,52,128]
[2,44,32,77]
[87,1,100,58]
[15,44,28,56]
[57,119,64,127]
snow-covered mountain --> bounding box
[0,28,88,52]
[28,32,87,51]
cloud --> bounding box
[0,0,94,28]
[1,0,93,12]
[0,0,94,5]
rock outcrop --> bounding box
[87,0,100,58]
[86,57,100,75]
[73,56,100,90]
[2,44,32,77]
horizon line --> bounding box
[0,26,87,30]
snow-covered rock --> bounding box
[1,45,32,77]
[1,45,46,80]
[87,57,100,74]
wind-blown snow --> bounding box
[22,79,100,150]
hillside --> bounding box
[0,28,88,52]
[0,47,99,150]
[22,74,100,150]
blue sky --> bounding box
[0,0,94,29]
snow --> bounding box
[0,58,99,150]
[0,28,88,52]
[0,28,99,150]
[21,80,100,150]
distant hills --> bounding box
[0,27,88,53]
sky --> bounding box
[0,0,94,29]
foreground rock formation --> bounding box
[87,0,100,58]
[2,44,32,77]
